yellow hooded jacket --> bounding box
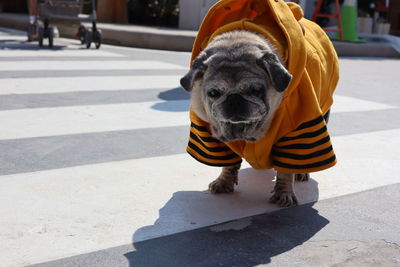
[187,0,339,173]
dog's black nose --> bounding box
[222,94,250,122]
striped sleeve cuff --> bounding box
[272,115,336,173]
[187,122,242,167]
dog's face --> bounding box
[181,31,292,142]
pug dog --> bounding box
[180,30,311,207]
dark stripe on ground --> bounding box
[0,56,133,62]
[0,88,189,110]
[0,126,189,176]
[327,108,400,137]
[0,69,186,79]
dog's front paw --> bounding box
[270,191,298,207]
[209,178,235,194]
[295,173,310,182]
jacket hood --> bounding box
[190,0,307,97]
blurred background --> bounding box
[0,0,398,36]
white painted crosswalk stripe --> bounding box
[0,35,27,40]
[0,100,190,140]
[0,60,186,71]
[0,75,182,95]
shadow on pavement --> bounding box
[125,168,326,266]
[0,39,66,50]
[151,87,190,112]
[157,87,190,101]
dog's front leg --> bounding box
[209,163,241,193]
[270,172,298,207]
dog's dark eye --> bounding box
[207,89,222,98]
[249,86,264,97]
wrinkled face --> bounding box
[180,31,292,142]
[201,61,273,142]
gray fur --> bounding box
[181,30,292,142]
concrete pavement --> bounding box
[0,12,399,56]
[0,27,400,266]
[30,185,400,267]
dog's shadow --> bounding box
[151,87,190,112]
[124,168,327,266]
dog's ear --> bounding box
[180,52,209,92]
[257,52,292,92]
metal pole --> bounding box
[92,0,97,31]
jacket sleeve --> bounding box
[272,113,336,173]
[187,111,242,167]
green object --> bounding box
[334,5,366,42]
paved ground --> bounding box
[0,27,400,267]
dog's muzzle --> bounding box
[219,93,267,123]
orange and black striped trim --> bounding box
[187,150,243,167]
[189,132,231,152]
[294,115,325,131]
[272,113,336,173]
[187,121,242,167]
[273,145,333,160]
[275,135,331,150]
[190,122,208,132]
[277,125,327,142]
[274,155,336,170]
[187,142,239,161]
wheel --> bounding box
[85,29,92,49]
[93,30,101,49]
[38,27,44,47]
[27,24,34,42]
[48,33,53,47]
[27,21,39,42]
[48,27,54,47]
[27,30,33,42]
[78,25,86,44]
